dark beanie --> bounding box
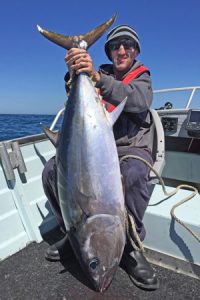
[104,25,141,61]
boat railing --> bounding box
[153,86,200,110]
[49,86,200,130]
[50,107,66,130]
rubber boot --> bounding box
[122,250,159,290]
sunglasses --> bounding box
[108,39,137,51]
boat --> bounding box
[0,86,199,285]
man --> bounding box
[42,25,159,290]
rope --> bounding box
[120,154,200,250]
[125,209,144,252]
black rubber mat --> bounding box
[0,230,199,300]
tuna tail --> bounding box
[37,14,116,50]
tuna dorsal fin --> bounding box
[40,123,59,147]
[37,14,116,50]
[106,97,127,126]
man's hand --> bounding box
[64,48,100,83]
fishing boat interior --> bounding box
[0,86,199,282]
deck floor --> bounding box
[0,229,200,300]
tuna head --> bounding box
[69,214,125,293]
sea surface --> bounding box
[0,114,63,142]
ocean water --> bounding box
[0,114,63,142]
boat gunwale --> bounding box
[0,132,58,147]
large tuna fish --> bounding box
[38,16,126,292]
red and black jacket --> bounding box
[101,65,149,113]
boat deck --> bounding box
[1,87,200,299]
[0,229,199,300]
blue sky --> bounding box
[1,0,200,114]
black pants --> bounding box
[42,147,153,244]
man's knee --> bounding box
[121,158,149,187]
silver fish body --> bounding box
[38,15,126,292]
[57,73,126,292]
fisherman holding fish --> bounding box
[42,24,159,291]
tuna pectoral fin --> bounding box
[75,188,97,218]
[107,97,127,126]
[40,123,59,147]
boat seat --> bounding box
[149,108,165,184]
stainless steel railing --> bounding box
[50,86,200,130]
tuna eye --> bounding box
[89,258,99,270]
